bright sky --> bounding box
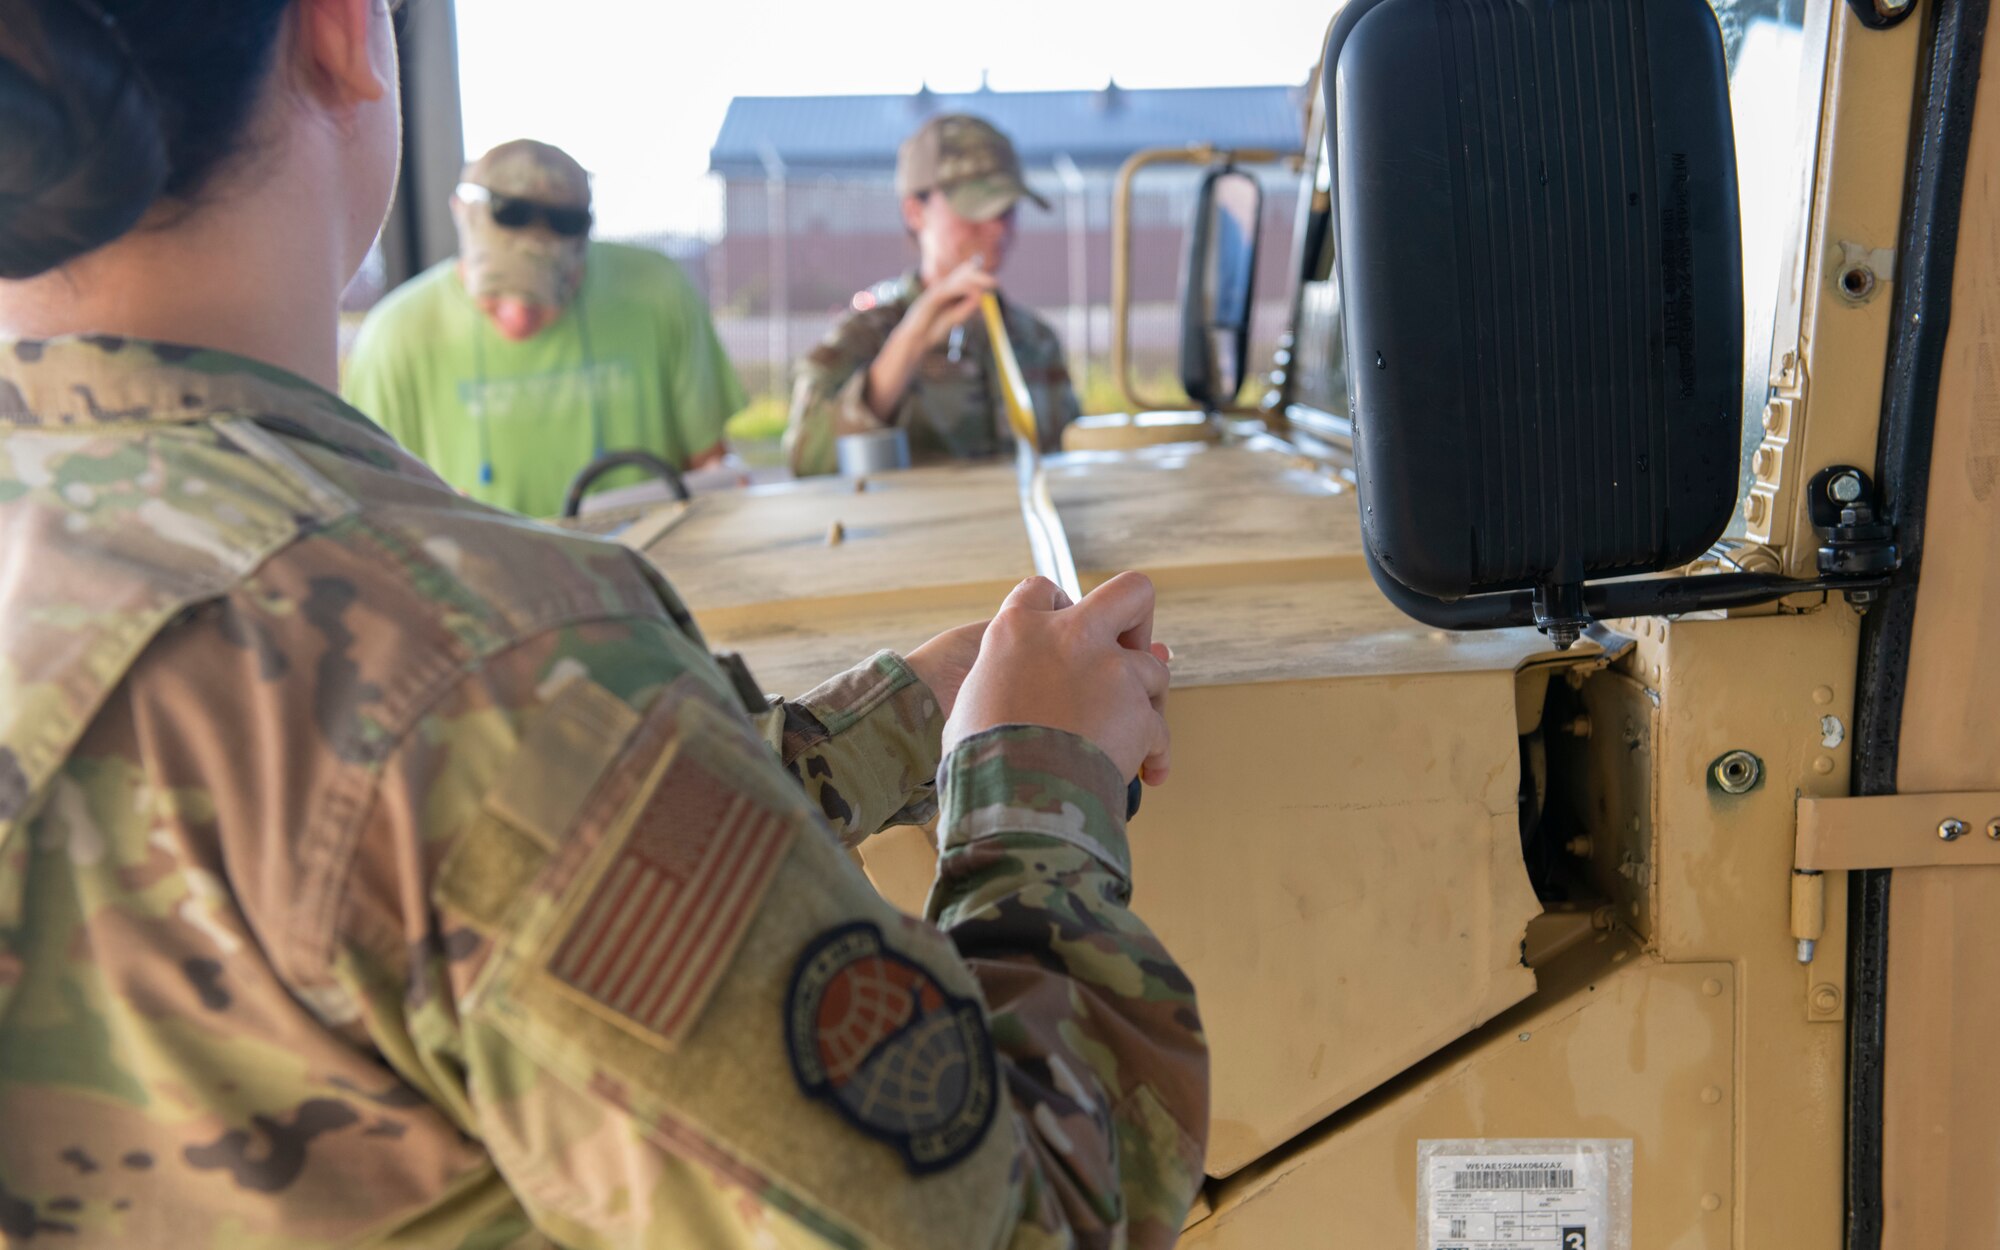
[457,0,1332,238]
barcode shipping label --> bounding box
[1416,1139,1632,1250]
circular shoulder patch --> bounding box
[784,921,998,1175]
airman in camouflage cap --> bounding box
[895,113,1052,221]
[786,114,1082,476]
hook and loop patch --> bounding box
[784,922,997,1174]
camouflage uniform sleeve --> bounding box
[930,727,1210,1247]
[777,650,945,846]
[406,628,1206,1248]
[784,312,898,477]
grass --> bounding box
[726,395,790,443]
[1079,369,1190,416]
[724,396,790,469]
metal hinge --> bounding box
[1790,791,2000,962]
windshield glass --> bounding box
[1717,0,1823,536]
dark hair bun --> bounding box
[0,0,170,279]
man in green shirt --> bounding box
[346,140,746,516]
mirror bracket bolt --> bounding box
[1531,581,1588,651]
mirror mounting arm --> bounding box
[1365,547,1899,651]
[1806,465,1900,606]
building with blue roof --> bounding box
[709,83,1304,176]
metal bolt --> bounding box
[1711,750,1763,795]
[1829,470,1865,504]
[1939,818,1969,842]
[1881,0,1912,10]
[1797,938,1818,964]
[1988,819,2000,841]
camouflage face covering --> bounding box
[457,213,587,308]
[456,139,593,307]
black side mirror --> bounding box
[1320,0,1854,646]
[1179,166,1263,412]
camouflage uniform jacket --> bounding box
[785,273,1082,476]
[0,337,1206,1247]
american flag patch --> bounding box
[547,747,793,1045]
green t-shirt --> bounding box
[343,241,746,517]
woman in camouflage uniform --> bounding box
[0,0,1205,1246]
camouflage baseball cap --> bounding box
[455,140,592,308]
[895,114,1050,222]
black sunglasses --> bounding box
[456,183,592,238]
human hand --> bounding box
[943,573,1173,787]
[902,619,990,722]
[865,259,999,419]
[900,257,998,351]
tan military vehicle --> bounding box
[558,0,1998,1244]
